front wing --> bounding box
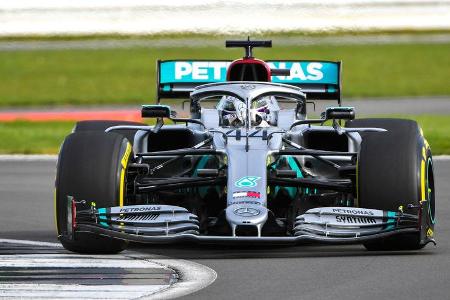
[67,202,432,246]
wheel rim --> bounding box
[426,157,436,224]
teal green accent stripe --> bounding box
[327,86,336,93]
[387,211,396,219]
[98,208,108,228]
[287,156,302,178]
[160,61,340,85]
[290,156,311,194]
[286,156,304,198]
[162,84,171,92]
[272,161,281,198]
[194,155,211,198]
[273,156,304,199]
[193,156,209,176]
[386,211,396,230]
[272,156,309,198]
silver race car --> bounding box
[55,39,436,253]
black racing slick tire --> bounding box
[55,131,133,254]
[347,118,435,251]
[74,120,146,145]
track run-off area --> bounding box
[0,238,216,299]
[0,156,449,299]
[0,157,217,299]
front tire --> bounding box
[347,118,435,250]
[55,131,132,253]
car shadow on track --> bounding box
[5,231,435,259]
[129,242,435,260]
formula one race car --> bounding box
[55,39,436,254]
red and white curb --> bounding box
[0,239,217,300]
[128,255,218,300]
[0,110,142,122]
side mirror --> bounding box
[322,107,355,120]
[141,105,172,118]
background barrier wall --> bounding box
[1,0,449,36]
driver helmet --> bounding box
[220,96,246,127]
[250,97,276,127]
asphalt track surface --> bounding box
[1,158,449,300]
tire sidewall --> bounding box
[352,118,435,250]
[55,132,132,253]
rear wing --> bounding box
[157,60,342,103]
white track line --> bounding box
[0,285,169,300]
[0,238,62,247]
[0,238,216,300]
[125,254,218,300]
[434,155,450,160]
[0,254,165,269]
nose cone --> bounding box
[226,204,268,237]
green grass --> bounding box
[0,43,449,107]
[0,115,448,154]
[378,115,450,155]
[0,121,75,154]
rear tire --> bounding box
[347,118,435,250]
[55,131,132,254]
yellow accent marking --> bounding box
[419,127,424,137]
[421,159,426,201]
[398,205,404,213]
[427,227,434,238]
[424,138,430,150]
[422,146,426,160]
[119,142,132,207]
[121,143,132,168]
[119,167,125,207]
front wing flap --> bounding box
[77,204,200,236]
[293,207,417,239]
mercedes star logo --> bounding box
[234,207,260,217]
